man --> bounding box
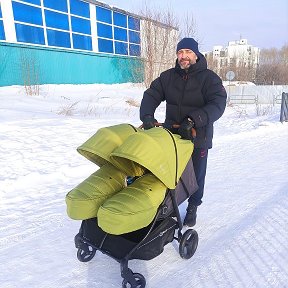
[140,37,227,226]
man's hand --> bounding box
[142,115,158,130]
[178,118,196,141]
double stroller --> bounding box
[66,124,199,288]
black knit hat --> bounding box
[176,38,200,56]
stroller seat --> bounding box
[98,173,166,235]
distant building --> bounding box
[205,39,260,80]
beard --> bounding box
[179,57,193,69]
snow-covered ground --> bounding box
[0,83,287,288]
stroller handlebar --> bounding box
[139,122,197,138]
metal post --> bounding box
[280,92,288,123]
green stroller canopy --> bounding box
[76,124,194,188]
[110,127,194,189]
[77,124,140,167]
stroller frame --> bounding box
[74,184,199,288]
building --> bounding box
[206,39,260,80]
[0,0,177,86]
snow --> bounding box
[0,83,287,288]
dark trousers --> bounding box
[188,148,208,206]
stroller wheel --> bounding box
[77,245,96,262]
[179,229,198,259]
[122,272,146,288]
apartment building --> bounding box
[206,39,260,77]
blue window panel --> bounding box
[73,34,92,51]
[18,0,41,5]
[70,0,90,18]
[129,31,140,44]
[45,10,69,31]
[114,27,127,41]
[113,12,126,28]
[0,5,2,18]
[15,23,44,44]
[97,23,112,39]
[115,41,128,55]
[43,0,68,13]
[129,44,140,56]
[128,16,140,31]
[98,38,113,53]
[12,2,43,26]
[71,16,91,35]
[96,6,111,24]
[47,29,70,48]
[0,20,5,40]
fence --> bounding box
[280,92,288,122]
[228,95,258,104]
[273,94,283,105]
[224,85,288,104]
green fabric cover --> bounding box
[97,173,166,235]
[66,124,194,235]
[110,128,194,188]
[65,163,126,220]
[77,124,140,167]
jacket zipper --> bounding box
[178,73,189,122]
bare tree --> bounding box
[136,3,198,87]
[233,54,257,82]
[19,48,41,96]
[179,12,197,39]
[255,45,288,84]
[138,5,178,87]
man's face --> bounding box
[177,49,198,69]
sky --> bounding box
[101,0,288,52]
[0,83,287,287]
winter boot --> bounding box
[183,204,197,227]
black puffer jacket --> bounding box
[140,54,227,149]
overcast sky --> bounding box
[102,0,288,52]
